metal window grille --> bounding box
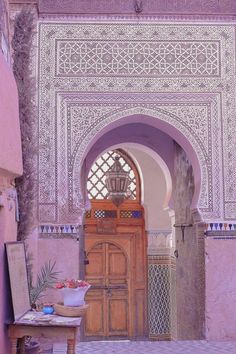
[87,150,137,200]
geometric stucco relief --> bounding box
[65,94,219,216]
[38,22,236,223]
[57,40,220,77]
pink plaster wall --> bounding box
[0,51,22,352]
[0,52,22,176]
[0,175,18,352]
[206,237,236,340]
[37,238,80,305]
[38,0,236,15]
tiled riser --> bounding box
[148,259,172,339]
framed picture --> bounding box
[5,242,31,321]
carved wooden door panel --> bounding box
[85,238,132,338]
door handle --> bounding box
[106,287,112,297]
[84,251,89,265]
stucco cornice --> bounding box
[38,14,236,24]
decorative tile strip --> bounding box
[170,256,176,271]
[204,222,236,231]
[148,260,171,338]
[120,210,142,218]
[39,233,78,240]
[148,255,172,265]
[85,210,91,218]
[39,224,78,234]
[170,264,177,340]
[205,230,236,239]
[212,237,236,240]
[94,210,117,218]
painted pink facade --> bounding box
[205,237,236,341]
[35,0,236,343]
[0,54,22,175]
[0,50,22,352]
[2,0,236,348]
[38,0,236,15]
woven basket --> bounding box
[54,303,89,317]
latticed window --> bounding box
[87,150,138,200]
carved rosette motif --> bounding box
[38,22,236,223]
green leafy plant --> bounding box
[29,260,61,308]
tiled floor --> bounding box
[53,340,236,354]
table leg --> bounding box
[19,337,26,354]
[10,338,18,354]
[67,339,75,354]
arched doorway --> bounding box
[79,118,205,341]
[84,149,147,339]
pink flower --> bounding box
[55,281,65,289]
[55,279,90,289]
[77,280,89,287]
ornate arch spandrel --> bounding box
[70,105,219,221]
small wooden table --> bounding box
[8,312,81,354]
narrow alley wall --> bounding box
[0,49,22,352]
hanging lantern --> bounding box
[105,156,130,207]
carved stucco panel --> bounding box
[69,105,120,154]
[38,22,235,222]
[56,40,220,77]
[55,93,221,222]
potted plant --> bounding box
[22,260,60,354]
[29,260,60,309]
[55,279,90,307]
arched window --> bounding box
[87,149,140,202]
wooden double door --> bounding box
[84,202,147,339]
[85,235,133,338]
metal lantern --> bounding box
[105,156,130,207]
